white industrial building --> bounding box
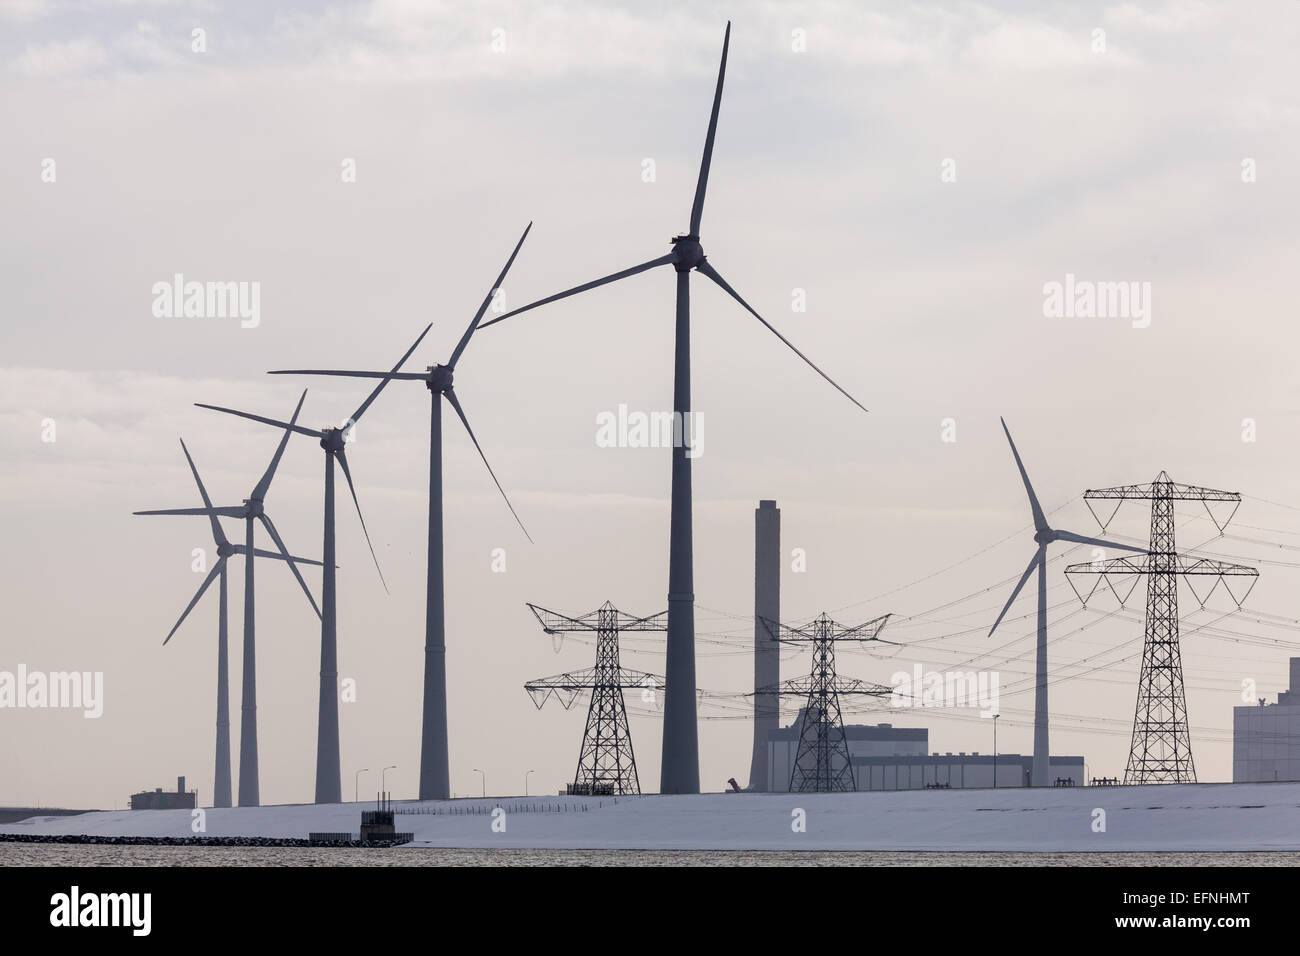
[1234,658,1300,783]
[764,712,1085,791]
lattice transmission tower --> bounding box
[753,612,893,792]
[523,601,666,795]
[1065,472,1258,784]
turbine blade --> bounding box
[1054,529,1147,555]
[989,548,1042,637]
[259,514,321,619]
[444,388,532,543]
[689,21,730,236]
[178,438,227,547]
[1000,417,1048,532]
[251,389,307,501]
[697,260,868,414]
[448,223,533,369]
[269,370,428,381]
[240,547,325,567]
[478,253,675,329]
[336,447,388,594]
[135,506,246,518]
[195,404,323,439]
[349,323,434,425]
[164,556,225,645]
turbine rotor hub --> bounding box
[244,498,264,518]
[671,234,705,272]
[427,364,453,393]
[216,541,236,558]
[1034,529,1054,545]
[321,428,347,453]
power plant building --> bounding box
[1234,658,1300,783]
[764,717,1085,790]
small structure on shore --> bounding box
[307,792,411,846]
[129,776,196,811]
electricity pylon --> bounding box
[754,612,893,792]
[523,602,666,796]
[1065,472,1258,784]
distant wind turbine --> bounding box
[194,324,432,804]
[269,225,532,801]
[478,23,867,793]
[144,438,322,808]
[136,390,321,807]
[989,418,1145,787]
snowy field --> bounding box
[4,781,1298,852]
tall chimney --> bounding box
[747,500,781,790]
[1291,658,1300,696]
[177,776,185,794]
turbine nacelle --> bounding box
[242,498,264,518]
[426,364,454,393]
[670,234,705,272]
[216,540,237,559]
[319,427,349,453]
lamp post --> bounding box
[525,769,534,797]
[992,714,1000,789]
[473,768,485,798]
[380,765,396,801]
[354,768,369,804]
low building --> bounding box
[129,776,196,810]
[1234,658,1300,783]
[854,753,1084,790]
[765,713,1085,790]
[764,717,926,792]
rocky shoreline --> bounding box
[0,833,409,848]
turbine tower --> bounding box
[143,439,322,808]
[137,390,321,806]
[988,418,1144,787]
[270,226,532,801]
[479,23,868,794]
[195,325,430,804]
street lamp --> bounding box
[992,714,1000,789]
[525,769,534,797]
[354,768,369,804]
[381,765,397,800]
[473,768,486,798]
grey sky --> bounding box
[3,0,1300,807]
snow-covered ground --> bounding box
[4,781,1298,851]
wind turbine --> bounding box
[269,225,532,801]
[477,23,867,793]
[989,418,1145,787]
[193,324,432,804]
[137,389,321,806]
[145,438,322,808]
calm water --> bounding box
[3,844,1297,866]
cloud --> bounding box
[12,37,107,77]
[0,0,48,23]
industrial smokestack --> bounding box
[177,776,185,794]
[748,500,781,790]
